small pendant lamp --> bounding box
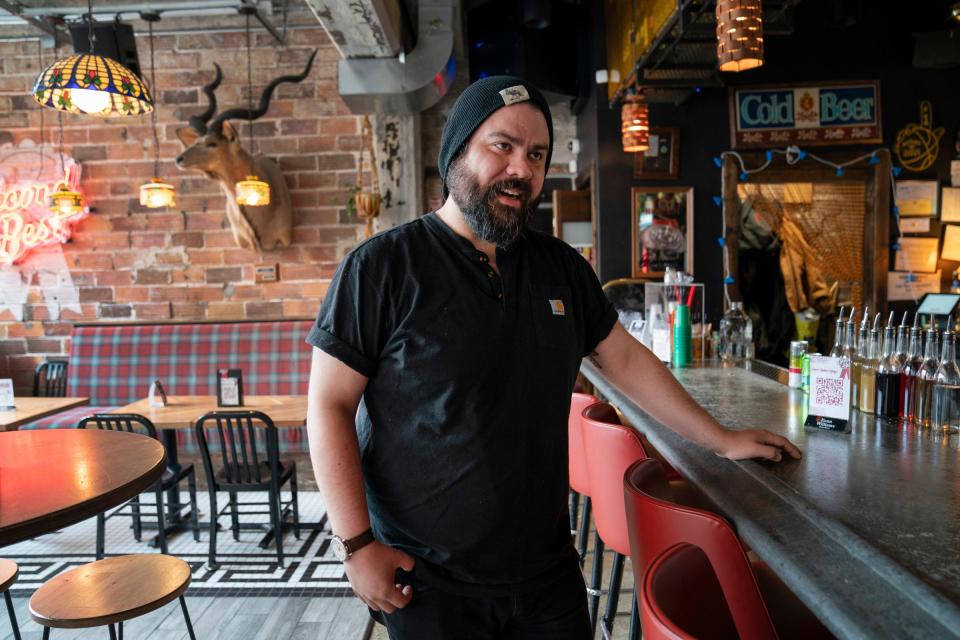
[31,0,153,116]
[234,9,270,206]
[138,12,175,208]
[716,0,764,72]
[621,93,649,153]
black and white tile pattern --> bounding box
[3,491,355,598]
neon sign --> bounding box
[0,160,87,265]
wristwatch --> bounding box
[331,528,375,561]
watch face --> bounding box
[331,536,348,561]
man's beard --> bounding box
[446,157,538,248]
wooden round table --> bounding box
[0,429,166,547]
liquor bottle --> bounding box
[851,307,869,411]
[895,311,910,371]
[844,308,859,409]
[719,302,750,364]
[875,311,901,418]
[899,314,923,421]
[931,318,960,433]
[829,307,846,357]
[915,319,940,428]
[859,313,881,414]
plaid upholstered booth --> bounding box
[21,320,314,451]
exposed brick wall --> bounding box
[0,13,365,393]
[0,10,578,395]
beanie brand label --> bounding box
[499,85,530,106]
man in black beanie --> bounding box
[306,76,800,639]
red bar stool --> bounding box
[624,458,834,640]
[568,392,598,564]
[581,401,645,640]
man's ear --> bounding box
[176,127,199,147]
[222,120,238,143]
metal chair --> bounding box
[78,414,199,558]
[33,360,68,397]
[195,410,300,568]
[1,559,21,640]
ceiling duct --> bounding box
[335,0,455,114]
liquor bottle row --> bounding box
[839,308,960,431]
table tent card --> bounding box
[804,355,852,431]
[0,379,14,410]
[217,369,244,407]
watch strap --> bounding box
[342,528,375,557]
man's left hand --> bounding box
[718,428,802,462]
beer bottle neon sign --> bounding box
[0,160,88,265]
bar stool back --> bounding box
[581,401,644,640]
[29,554,196,640]
[624,458,777,640]
[1,558,21,640]
[568,392,598,562]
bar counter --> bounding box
[581,359,960,639]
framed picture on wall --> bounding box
[633,127,679,180]
[631,187,694,278]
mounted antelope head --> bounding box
[175,51,317,250]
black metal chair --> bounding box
[78,414,199,558]
[33,360,68,397]
[195,410,300,568]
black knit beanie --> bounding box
[438,76,554,197]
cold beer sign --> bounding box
[730,82,882,149]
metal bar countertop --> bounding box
[581,359,960,639]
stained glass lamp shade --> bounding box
[32,53,153,117]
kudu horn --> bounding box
[208,49,318,133]
[188,63,223,134]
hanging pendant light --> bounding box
[48,182,84,216]
[234,8,270,206]
[621,93,650,153]
[48,51,86,216]
[236,176,270,206]
[138,12,175,208]
[716,0,764,72]
[32,0,152,116]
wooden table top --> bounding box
[0,397,89,432]
[111,395,308,430]
[0,429,166,547]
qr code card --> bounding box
[806,355,851,429]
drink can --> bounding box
[801,352,819,393]
[789,340,807,388]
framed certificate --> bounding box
[216,369,244,407]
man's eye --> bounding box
[529,152,544,162]
[494,142,510,152]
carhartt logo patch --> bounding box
[499,85,530,106]
[549,299,565,316]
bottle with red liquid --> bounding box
[875,311,901,419]
[899,313,923,421]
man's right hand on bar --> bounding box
[345,540,416,614]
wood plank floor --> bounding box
[1,596,371,640]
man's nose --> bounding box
[505,153,533,181]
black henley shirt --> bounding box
[307,211,617,595]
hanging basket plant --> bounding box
[354,115,381,239]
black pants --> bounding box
[370,556,591,640]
